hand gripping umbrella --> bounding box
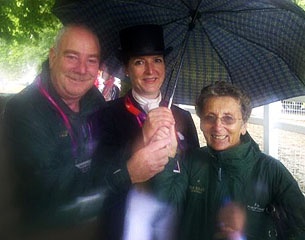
[53,0,305,107]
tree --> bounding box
[0,0,61,86]
[0,0,61,43]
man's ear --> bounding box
[49,47,56,68]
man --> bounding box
[2,24,105,239]
[2,24,171,240]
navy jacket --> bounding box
[2,64,107,233]
[95,90,199,240]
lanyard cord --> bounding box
[124,95,183,146]
[37,77,77,150]
[124,96,147,127]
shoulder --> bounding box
[102,97,126,115]
[253,153,297,185]
[96,96,130,124]
[86,86,106,104]
[171,104,194,123]
[256,153,287,171]
[171,104,191,115]
[106,96,125,108]
[4,83,42,115]
[184,147,210,169]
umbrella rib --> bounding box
[201,6,301,15]
[178,0,193,11]
[195,23,234,84]
[115,0,186,12]
[167,0,204,108]
[202,9,304,86]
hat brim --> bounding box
[116,46,173,62]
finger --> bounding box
[147,137,171,152]
[150,133,166,142]
[151,156,169,173]
[150,127,172,143]
[155,126,170,137]
[147,108,175,123]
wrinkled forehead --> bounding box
[58,26,100,56]
[203,96,242,114]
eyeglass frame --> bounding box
[201,114,243,126]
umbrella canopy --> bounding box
[52,0,305,107]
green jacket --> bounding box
[181,134,305,240]
[153,132,305,240]
[2,65,107,231]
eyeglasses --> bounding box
[202,115,242,125]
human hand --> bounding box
[127,137,171,184]
[142,107,175,146]
[150,124,178,158]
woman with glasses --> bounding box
[155,81,305,239]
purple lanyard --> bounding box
[37,77,77,150]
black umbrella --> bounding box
[52,0,305,107]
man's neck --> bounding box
[63,99,80,112]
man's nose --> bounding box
[76,59,87,74]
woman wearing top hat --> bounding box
[96,24,199,240]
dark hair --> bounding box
[195,81,252,123]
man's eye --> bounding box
[66,54,77,60]
[88,58,99,64]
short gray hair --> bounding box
[195,81,252,123]
[52,24,100,53]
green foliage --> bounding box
[294,0,305,8]
[0,0,62,86]
[0,0,61,43]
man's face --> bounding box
[49,26,100,102]
[126,55,165,99]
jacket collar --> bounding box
[207,132,261,173]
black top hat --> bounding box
[118,24,171,62]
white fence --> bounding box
[249,102,305,194]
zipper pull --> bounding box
[218,167,222,181]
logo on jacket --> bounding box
[247,202,265,213]
[189,182,204,194]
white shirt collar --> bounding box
[132,89,162,113]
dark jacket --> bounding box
[2,64,107,233]
[95,90,199,240]
[154,132,305,240]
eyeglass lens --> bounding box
[203,115,237,125]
